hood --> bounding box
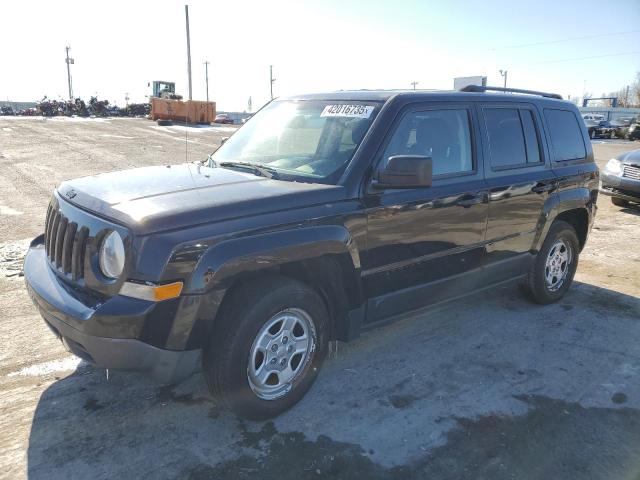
[57,163,344,235]
[616,149,640,166]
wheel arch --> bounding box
[553,208,589,251]
[537,188,595,253]
[185,226,364,348]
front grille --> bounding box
[44,204,89,280]
[623,165,640,180]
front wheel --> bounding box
[203,276,329,420]
[523,221,579,304]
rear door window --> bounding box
[484,108,527,168]
[543,109,586,161]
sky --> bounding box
[1,0,639,111]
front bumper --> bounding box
[601,170,640,202]
[24,238,200,384]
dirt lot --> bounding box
[0,117,639,480]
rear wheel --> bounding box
[523,221,579,304]
[203,276,329,420]
[611,197,628,207]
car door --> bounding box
[362,103,489,323]
[479,102,557,283]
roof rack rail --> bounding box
[459,85,563,100]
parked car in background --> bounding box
[214,114,234,124]
[609,118,633,138]
[600,149,640,206]
[626,120,640,141]
[585,120,616,139]
[582,114,605,122]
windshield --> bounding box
[212,100,381,183]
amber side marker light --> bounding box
[120,281,184,302]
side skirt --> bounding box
[360,273,527,335]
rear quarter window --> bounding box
[544,109,586,161]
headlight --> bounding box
[99,231,125,279]
[630,125,637,132]
[605,158,623,176]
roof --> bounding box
[281,89,568,105]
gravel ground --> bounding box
[0,117,639,480]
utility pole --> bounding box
[204,61,210,102]
[410,81,418,90]
[499,69,508,89]
[270,65,276,100]
[65,46,74,100]
[125,92,130,106]
[185,5,193,101]
[625,85,630,107]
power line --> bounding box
[534,50,640,65]
[492,29,640,50]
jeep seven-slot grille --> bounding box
[44,204,89,280]
[622,165,640,180]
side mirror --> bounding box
[373,155,432,189]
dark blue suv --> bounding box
[24,85,598,419]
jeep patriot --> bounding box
[24,85,599,419]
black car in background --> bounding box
[601,149,640,206]
[586,120,617,139]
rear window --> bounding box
[544,109,586,161]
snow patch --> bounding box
[47,116,111,123]
[8,356,85,377]
[0,238,30,278]
[100,134,135,139]
[0,205,23,216]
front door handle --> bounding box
[458,193,485,208]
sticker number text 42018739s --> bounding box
[320,105,375,119]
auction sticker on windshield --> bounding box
[321,105,375,119]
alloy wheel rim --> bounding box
[544,239,572,292]
[247,308,316,400]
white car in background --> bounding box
[582,114,605,122]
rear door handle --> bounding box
[532,182,557,194]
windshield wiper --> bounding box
[219,161,280,179]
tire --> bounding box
[523,221,579,305]
[203,276,329,420]
[157,119,172,126]
[611,197,628,207]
